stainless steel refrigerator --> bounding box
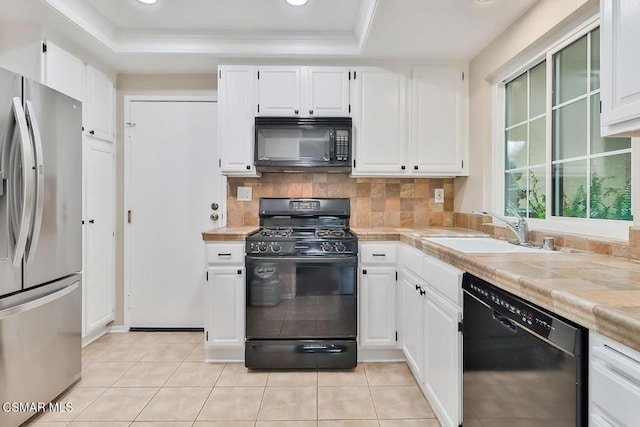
[0,66,82,426]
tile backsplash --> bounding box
[227,173,454,228]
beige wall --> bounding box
[113,74,217,326]
[454,0,597,213]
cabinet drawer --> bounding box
[360,243,397,264]
[206,243,244,264]
[398,244,423,276]
[423,254,463,307]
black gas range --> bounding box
[244,198,358,369]
[245,198,358,257]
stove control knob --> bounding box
[257,243,268,253]
[271,243,282,253]
[335,242,346,252]
[322,242,333,252]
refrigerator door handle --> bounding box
[10,97,35,267]
[0,282,79,320]
[24,100,45,265]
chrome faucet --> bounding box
[472,210,531,246]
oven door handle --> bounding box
[246,255,357,265]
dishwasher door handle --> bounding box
[492,311,518,333]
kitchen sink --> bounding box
[423,237,543,253]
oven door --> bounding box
[245,255,357,369]
[245,255,357,339]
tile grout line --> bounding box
[192,361,226,423]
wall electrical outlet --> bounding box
[434,188,445,204]
[237,186,252,201]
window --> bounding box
[503,26,632,225]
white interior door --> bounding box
[127,100,221,328]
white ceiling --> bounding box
[0,0,538,74]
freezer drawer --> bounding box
[0,275,81,427]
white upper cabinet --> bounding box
[257,66,302,116]
[42,41,85,102]
[306,67,350,116]
[600,0,640,137]
[351,66,467,177]
[351,67,409,175]
[411,65,467,175]
[218,65,259,176]
[256,66,351,117]
[85,65,115,142]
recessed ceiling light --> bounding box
[286,0,308,6]
[137,0,157,4]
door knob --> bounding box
[211,202,219,211]
[210,213,219,221]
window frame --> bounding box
[492,15,634,240]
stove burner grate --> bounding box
[315,228,347,238]
[258,227,293,238]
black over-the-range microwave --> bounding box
[254,116,352,172]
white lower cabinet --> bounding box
[204,243,245,360]
[358,242,398,349]
[401,268,425,378]
[590,331,640,426]
[423,290,462,427]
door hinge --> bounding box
[395,271,398,281]
[257,71,260,80]
[218,158,221,167]
[462,72,465,81]
[219,70,221,79]
[42,42,47,53]
[127,210,132,223]
[206,271,209,281]
[206,331,209,341]
[348,71,351,80]
[458,321,464,333]
[461,160,464,169]
[353,159,356,168]
[257,104,260,113]
[395,331,398,341]
[362,269,367,275]
[348,104,351,113]
[600,100,602,114]
[354,70,357,79]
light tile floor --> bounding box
[26,332,441,427]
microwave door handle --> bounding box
[329,130,334,161]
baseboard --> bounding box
[81,325,109,347]
[358,347,406,362]
[107,325,129,333]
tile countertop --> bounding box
[203,225,640,353]
[202,226,258,241]
[354,227,640,353]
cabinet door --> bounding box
[218,66,258,175]
[86,65,114,142]
[411,65,466,175]
[84,139,115,335]
[306,67,350,116]
[359,266,397,347]
[601,0,640,137]
[424,291,462,427]
[42,41,85,102]
[351,67,409,175]
[206,266,245,347]
[257,66,301,116]
[401,269,424,378]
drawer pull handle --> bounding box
[217,253,232,257]
[372,253,386,257]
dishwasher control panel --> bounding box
[463,276,555,338]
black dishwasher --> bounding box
[462,273,587,426]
